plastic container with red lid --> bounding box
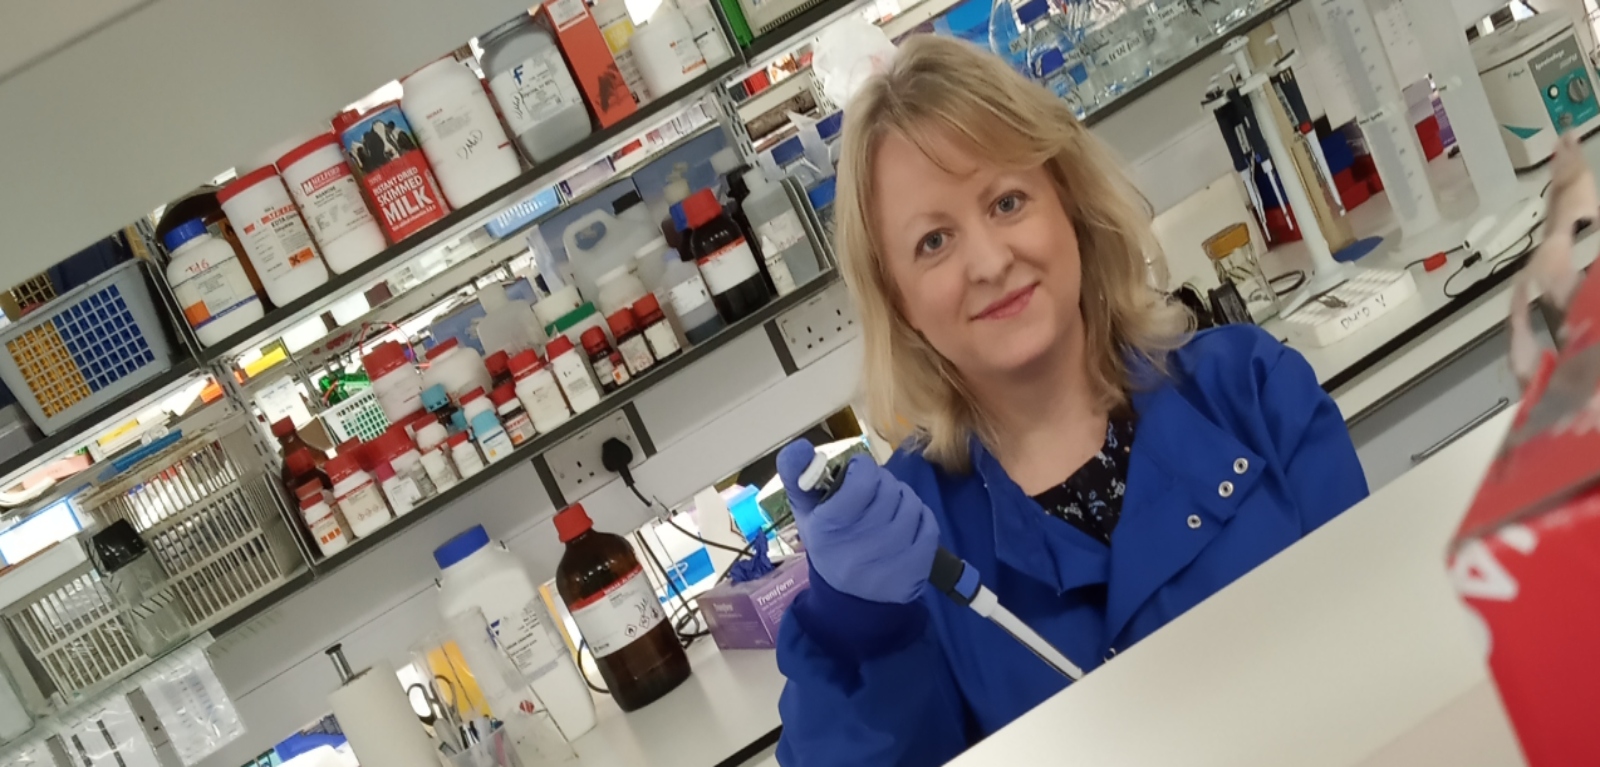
[608,308,655,376]
[275,132,386,273]
[363,341,423,423]
[326,453,390,539]
[422,337,491,403]
[545,335,601,414]
[632,293,682,363]
[217,165,330,306]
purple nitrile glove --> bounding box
[777,439,940,605]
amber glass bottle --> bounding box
[554,503,690,711]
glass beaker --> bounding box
[1204,223,1281,322]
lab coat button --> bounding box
[1218,480,1234,498]
[1233,457,1249,474]
[1187,514,1202,529]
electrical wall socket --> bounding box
[543,409,647,503]
[776,280,859,369]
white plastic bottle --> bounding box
[545,336,602,414]
[376,462,423,515]
[656,255,725,344]
[477,283,546,355]
[327,455,392,538]
[377,429,437,500]
[421,338,493,403]
[740,169,819,295]
[217,166,331,305]
[275,133,388,272]
[461,388,515,463]
[362,342,424,423]
[162,219,264,346]
[402,56,524,208]
[434,526,598,739]
[595,266,648,317]
[631,5,707,98]
[415,421,461,492]
[591,0,652,101]
[447,432,486,478]
[479,14,593,164]
[676,0,733,65]
[510,350,572,434]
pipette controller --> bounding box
[798,451,1086,680]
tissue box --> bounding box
[1451,263,1600,766]
[696,554,809,649]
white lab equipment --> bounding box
[1471,14,1600,170]
[476,282,547,355]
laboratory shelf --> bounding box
[0,357,201,486]
[1080,0,1303,128]
[195,57,743,365]
[742,0,868,62]
[308,269,841,578]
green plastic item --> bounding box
[719,0,754,46]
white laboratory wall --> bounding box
[197,315,866,767]
[0,0,532,289]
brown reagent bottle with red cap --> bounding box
[553,503,690,711]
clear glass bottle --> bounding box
[1085,0,1150,98]
[1142,0,1210,68]
[1204,222,1280,322]
[989,0,1030,76]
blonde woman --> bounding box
[771,35,1367,765]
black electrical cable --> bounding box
[664,515,749,555]
[1270,270,1306,295]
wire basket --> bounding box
[0,260,174,435]
[78,428,302,628]
[0,554,147,703]
[321,387,390,443]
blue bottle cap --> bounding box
[1017,0,1049,25]
[1037,47,1066,76]
[162,219,210,253]
[434,525,491,570]
[772,136,807,167]
[817,111,844,141]
[807,177,838,210]
[421,383,451,412]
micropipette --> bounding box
[797,451,1086,680]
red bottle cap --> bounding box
[460,387,486,405]
[363,341,411,379]
[447,432,470,447]
[374,462,396,481]
[632,294,664,322]
[285,448,317,476]
[271,417,296,438]
[554,503,594,543]
[426,337,460,360]
[325,454,361,484]
[682,188,723,229]
[296,481,325,506]
[607,309,637,338]
[580,327,609,355]
[509,349,544,378]
[299,493,324,511]
[547,336,575,359]
[486,350,510,377]
[491,383,517,406]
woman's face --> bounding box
[872,130,1084,381]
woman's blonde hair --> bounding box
[835,35,1190,472]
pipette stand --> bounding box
[1222,38,1417,346]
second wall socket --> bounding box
[776,280,859,369]
[543,410,647,503]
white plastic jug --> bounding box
[561,208,658,304]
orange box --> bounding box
[539,0,637,128]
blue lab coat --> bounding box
[775,324,1369,766]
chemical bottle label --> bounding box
[238,202,321,280]
[385,476,423,514]
[618,335,655,375]
[490,599,566,678]
[567,565,667,657]
[696,239,762,295]
[503,411,536,445]
[665,275,713,319]
[336,482,390,533]
[309,513,349,556]
[290,162,378,248]
[666,35,708,78]
[554,358,600,411]
[171,257,259,330]
[472,414,515,462]
[491,51,585,136]
[755,210,807,255]
[642,321,681,360]
[592,0,650,100]
[413,87,509,177]
[1098,36,1139,66]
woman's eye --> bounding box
[994,193,1024,215]
[917,232,948,255]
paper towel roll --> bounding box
[328,660,438,767]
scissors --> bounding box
[407,674,467,753]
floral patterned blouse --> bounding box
[1030,414,1136,545]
